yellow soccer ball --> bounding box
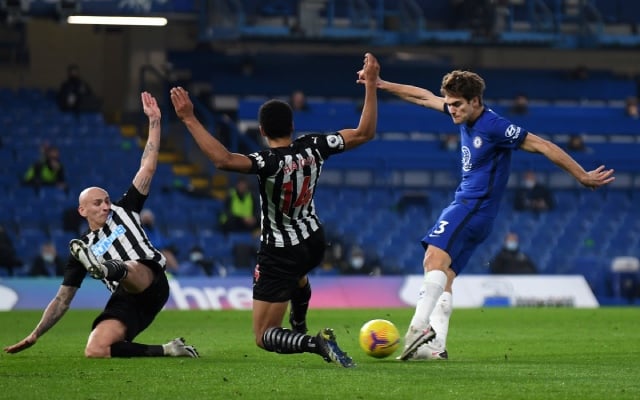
[359,319,400,358]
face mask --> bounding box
[350,256,365,269]
[505,241,518,251]
[43,254,56,263]
[524,180,535,189]
[190,252,203,263]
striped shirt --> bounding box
[248,132,346,247]
[62,185,166,292]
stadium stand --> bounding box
[2,0,640,304]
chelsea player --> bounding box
[357,64,615,361]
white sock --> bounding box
[429,291,453,350]
[409,269,447,330]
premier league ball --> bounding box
[358,319,400,358]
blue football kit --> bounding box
[422,106,528,274]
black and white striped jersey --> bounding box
[62,185,166,292]
[248,132,346,247]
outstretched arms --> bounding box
[520,133,615,189]
[4,285,78,354]
[133,92,162,195]
[170,87,252,173]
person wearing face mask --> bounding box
[490,232,537,275]
[28,242,66,277]
[513,170,555,214]
[179,245,224,277]
[341,245,381,276]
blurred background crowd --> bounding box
[1,0,639,305]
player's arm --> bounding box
[339,53,379,150]
[3,285,77,354]
[379,80,445,112]
[357,62,445,111]
[170,87,252,173]
[520,132,615,189]
[133,92,162,195]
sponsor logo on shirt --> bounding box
[462,146,472,172]
[505,124,521,139]
[91,224,126,257]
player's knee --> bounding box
[84,344,110,358]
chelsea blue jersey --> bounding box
[451,107,527,217]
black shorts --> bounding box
[253,227,326,303]
[92,261,169,341]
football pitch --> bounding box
[1,307,638,400]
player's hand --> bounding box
[170,87,195,121]
[4,334,37,354]
[581,165,615,189]
[141,91,161,120]
[356,53,381,87]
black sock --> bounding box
[103,259,128,281]
[262,327,314,354]
[289,280,311,332]
[110,341,163,357]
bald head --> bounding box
[77,187,111,230]
[78,187,108,207]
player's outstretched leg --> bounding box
[261,327,355,368]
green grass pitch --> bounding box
[1,307,639,400]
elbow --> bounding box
[211,153,234,170]
[140,163,157,176]
[362,126,376,141]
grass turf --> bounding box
[1,307,639,400]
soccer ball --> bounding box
[359,319,400,358]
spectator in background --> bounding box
[513,170,555,214]
[490,232,537,274]
[0,224,23,277]
[219,177,259,235]
[140,209,179,273]
[23,144,68,194]
[57,64,100,113]
[179,245,224,277]
[510,94,529,115]
[440,133,460,152]
[289,89,310,112]
[566,134,591,153]
[28,242,66,277]
[624,96,639,119]
[340,244,382,276]
[316,234,346,276]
